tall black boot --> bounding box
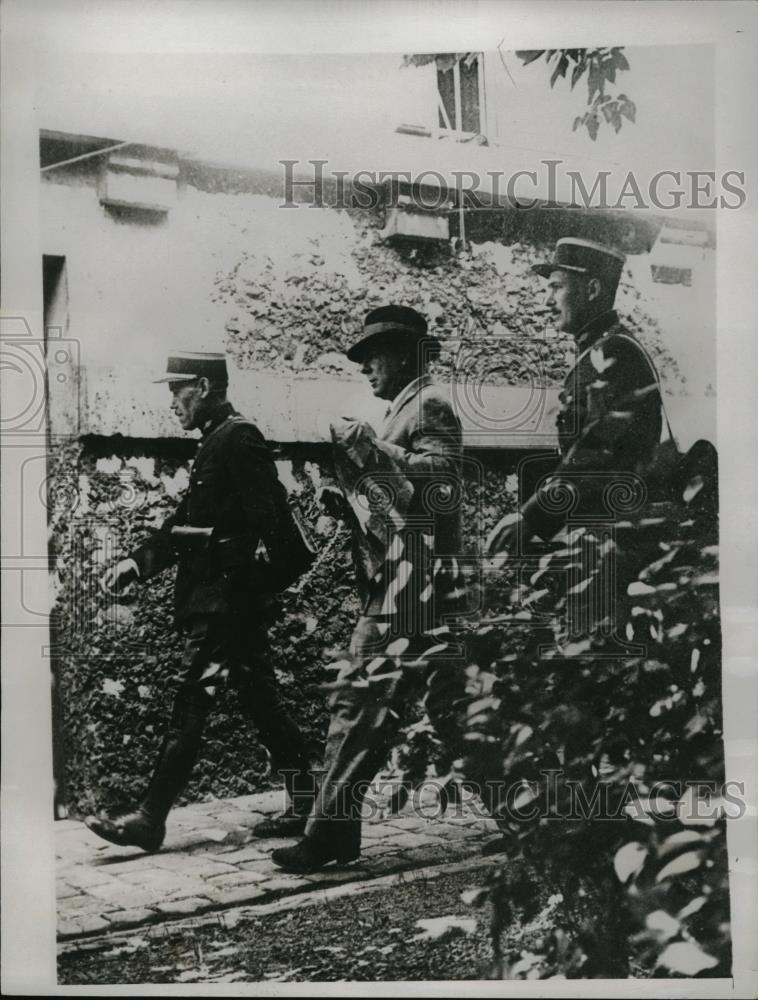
[283,763,318,818]
[85,723,203,852]
[140,725,204,824]
[252,765,318,838]
[238,676,315,838]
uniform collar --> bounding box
[385,374,432,424]
[574,309,619,352]
[200,400,236,436]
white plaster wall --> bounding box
[40,175,716,447]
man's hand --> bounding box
[100,558,139,596]
[331,418,376,467]
[484,511,527,563]
[316,485,349,520]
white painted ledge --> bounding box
[58,365,715,453]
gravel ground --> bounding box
[59,868,513,985]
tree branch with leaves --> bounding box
[515,47,636,140]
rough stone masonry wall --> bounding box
[53,199,679,816]
[215,208,680,387]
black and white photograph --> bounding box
[1,1,757,994]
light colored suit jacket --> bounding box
[374,374,464,557]
[333,375,464,613]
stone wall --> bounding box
[216,209,681,390]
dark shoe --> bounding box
[85,810,165,852]
[481,835,508,857]
[252,812,308,838]
[271,837,359,873]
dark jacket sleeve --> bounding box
[130,493,187,581]
[523,334,662,538]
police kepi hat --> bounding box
[346,305,441,363]
[532,237,625,288]
[153,351,229,385]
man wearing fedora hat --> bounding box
[262,305,466,871]
[85,351,312,851]
[486,237,663,555]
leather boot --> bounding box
[271,836,360,873]
[284,763,318,816]
[252,763,316,838]
[85,809,166,852]
[85,725,202,853]
[252,810,307,838]
[140,727,202,826]
[248,763,314,834]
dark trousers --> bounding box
[304,615,466,854]
[142,614,311,820]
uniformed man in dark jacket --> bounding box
[486,238,662,555]
[85,351,311,851]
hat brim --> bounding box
[346,329,442,363]
[152,373,200,384]
[532,262,588,278]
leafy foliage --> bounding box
[389,476,729,978]
[515,48,635,141]
[402,53,480,73]
[51,444,510,815]
[51,446,355,814]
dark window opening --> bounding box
[436,54,483,134]
[459,57,481,133]
[438,65,456,129]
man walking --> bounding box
[85,351,312,851]
[259,305,466,872]
[486,237,662,556]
